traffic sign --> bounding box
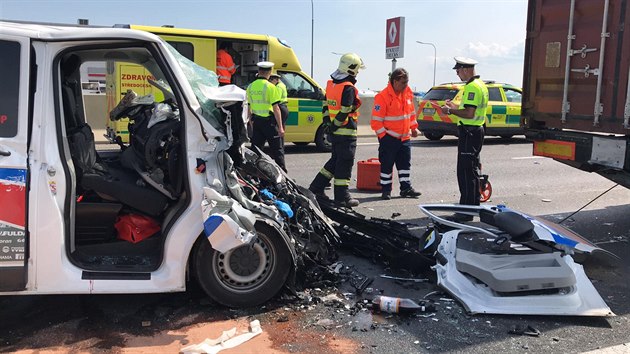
[385,17,405,59]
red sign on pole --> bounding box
[385,16,405,59]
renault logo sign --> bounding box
[385,16,405,59]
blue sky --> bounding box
[0,0,528,92]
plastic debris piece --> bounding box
[181,320,262,354]
[379,274,429,283]
[508,324,542,337]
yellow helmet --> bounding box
[338,53,365,76]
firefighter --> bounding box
[309,53,365,207]
[246,61,286,171]
[440,57,489,221]
[216,42,237,86]
[269,71,289,130]
[371,68,422,200]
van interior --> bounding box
[59,47,188,272]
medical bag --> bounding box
[115,214,161,243]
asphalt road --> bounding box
[1,135,629,353]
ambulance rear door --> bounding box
[0,35,30,291]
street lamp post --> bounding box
[416,41,436,86]
[310,0,314,78]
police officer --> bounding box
[246,61,286,171]
[269,71,289,130]
[440,57,489,220]
[309,53,365,207]
[371,68,422,200]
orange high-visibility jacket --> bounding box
[326,80,361,136]
[371,83,417,140]
[216,49,237,84]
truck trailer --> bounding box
[522,0,630,188]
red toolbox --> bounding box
[357,158,381,191]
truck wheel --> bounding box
[193,222,292,308]
[315,125,332,152]
[424,132,444,141]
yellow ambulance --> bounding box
[106,25,329,150]
[417,81,523,140]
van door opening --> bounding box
[57,46,188,273]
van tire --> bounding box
[424,132,444,141]
[193,222,291,308]
[315,125,332,152]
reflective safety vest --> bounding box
[326,80,361,137]
[277,81,288,104]
[216,49,236,84]
[247,78,280,118]
[371,82,417,141]
[458,77,489,126]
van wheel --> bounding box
[193,222,291,308]
[424,132,444,141]
[315,125,332,152]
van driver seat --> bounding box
[61,55,169,216]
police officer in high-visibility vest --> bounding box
[216,42,237,86]
[269,71,289,129]
[309,53,365,207]
[440,57,489,220]
[371,68,422,200]
[247,61,286,171]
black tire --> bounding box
[500,134,513,139]
[424,132,444,141]
[193,222,292,308]
[293,142,310,146]
[314,125,332,152]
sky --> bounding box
[0,0,528,92]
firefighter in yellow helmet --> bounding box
[246,61,286,171]
[309,53,365,207]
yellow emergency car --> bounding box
[107,25,330,150]
[417,81,523,140]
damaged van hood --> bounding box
[420,204,617,317]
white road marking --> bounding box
[511,156,545,160]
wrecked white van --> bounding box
[0,21,337,307]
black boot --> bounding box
[381,189,391,200]
[309,173,331,198]
[334,186,359,208]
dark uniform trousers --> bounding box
[251,115,286,171]
[457,124,484,205]
[310,134,357,201]
[278,103,289,144]
[378,134,411,192]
